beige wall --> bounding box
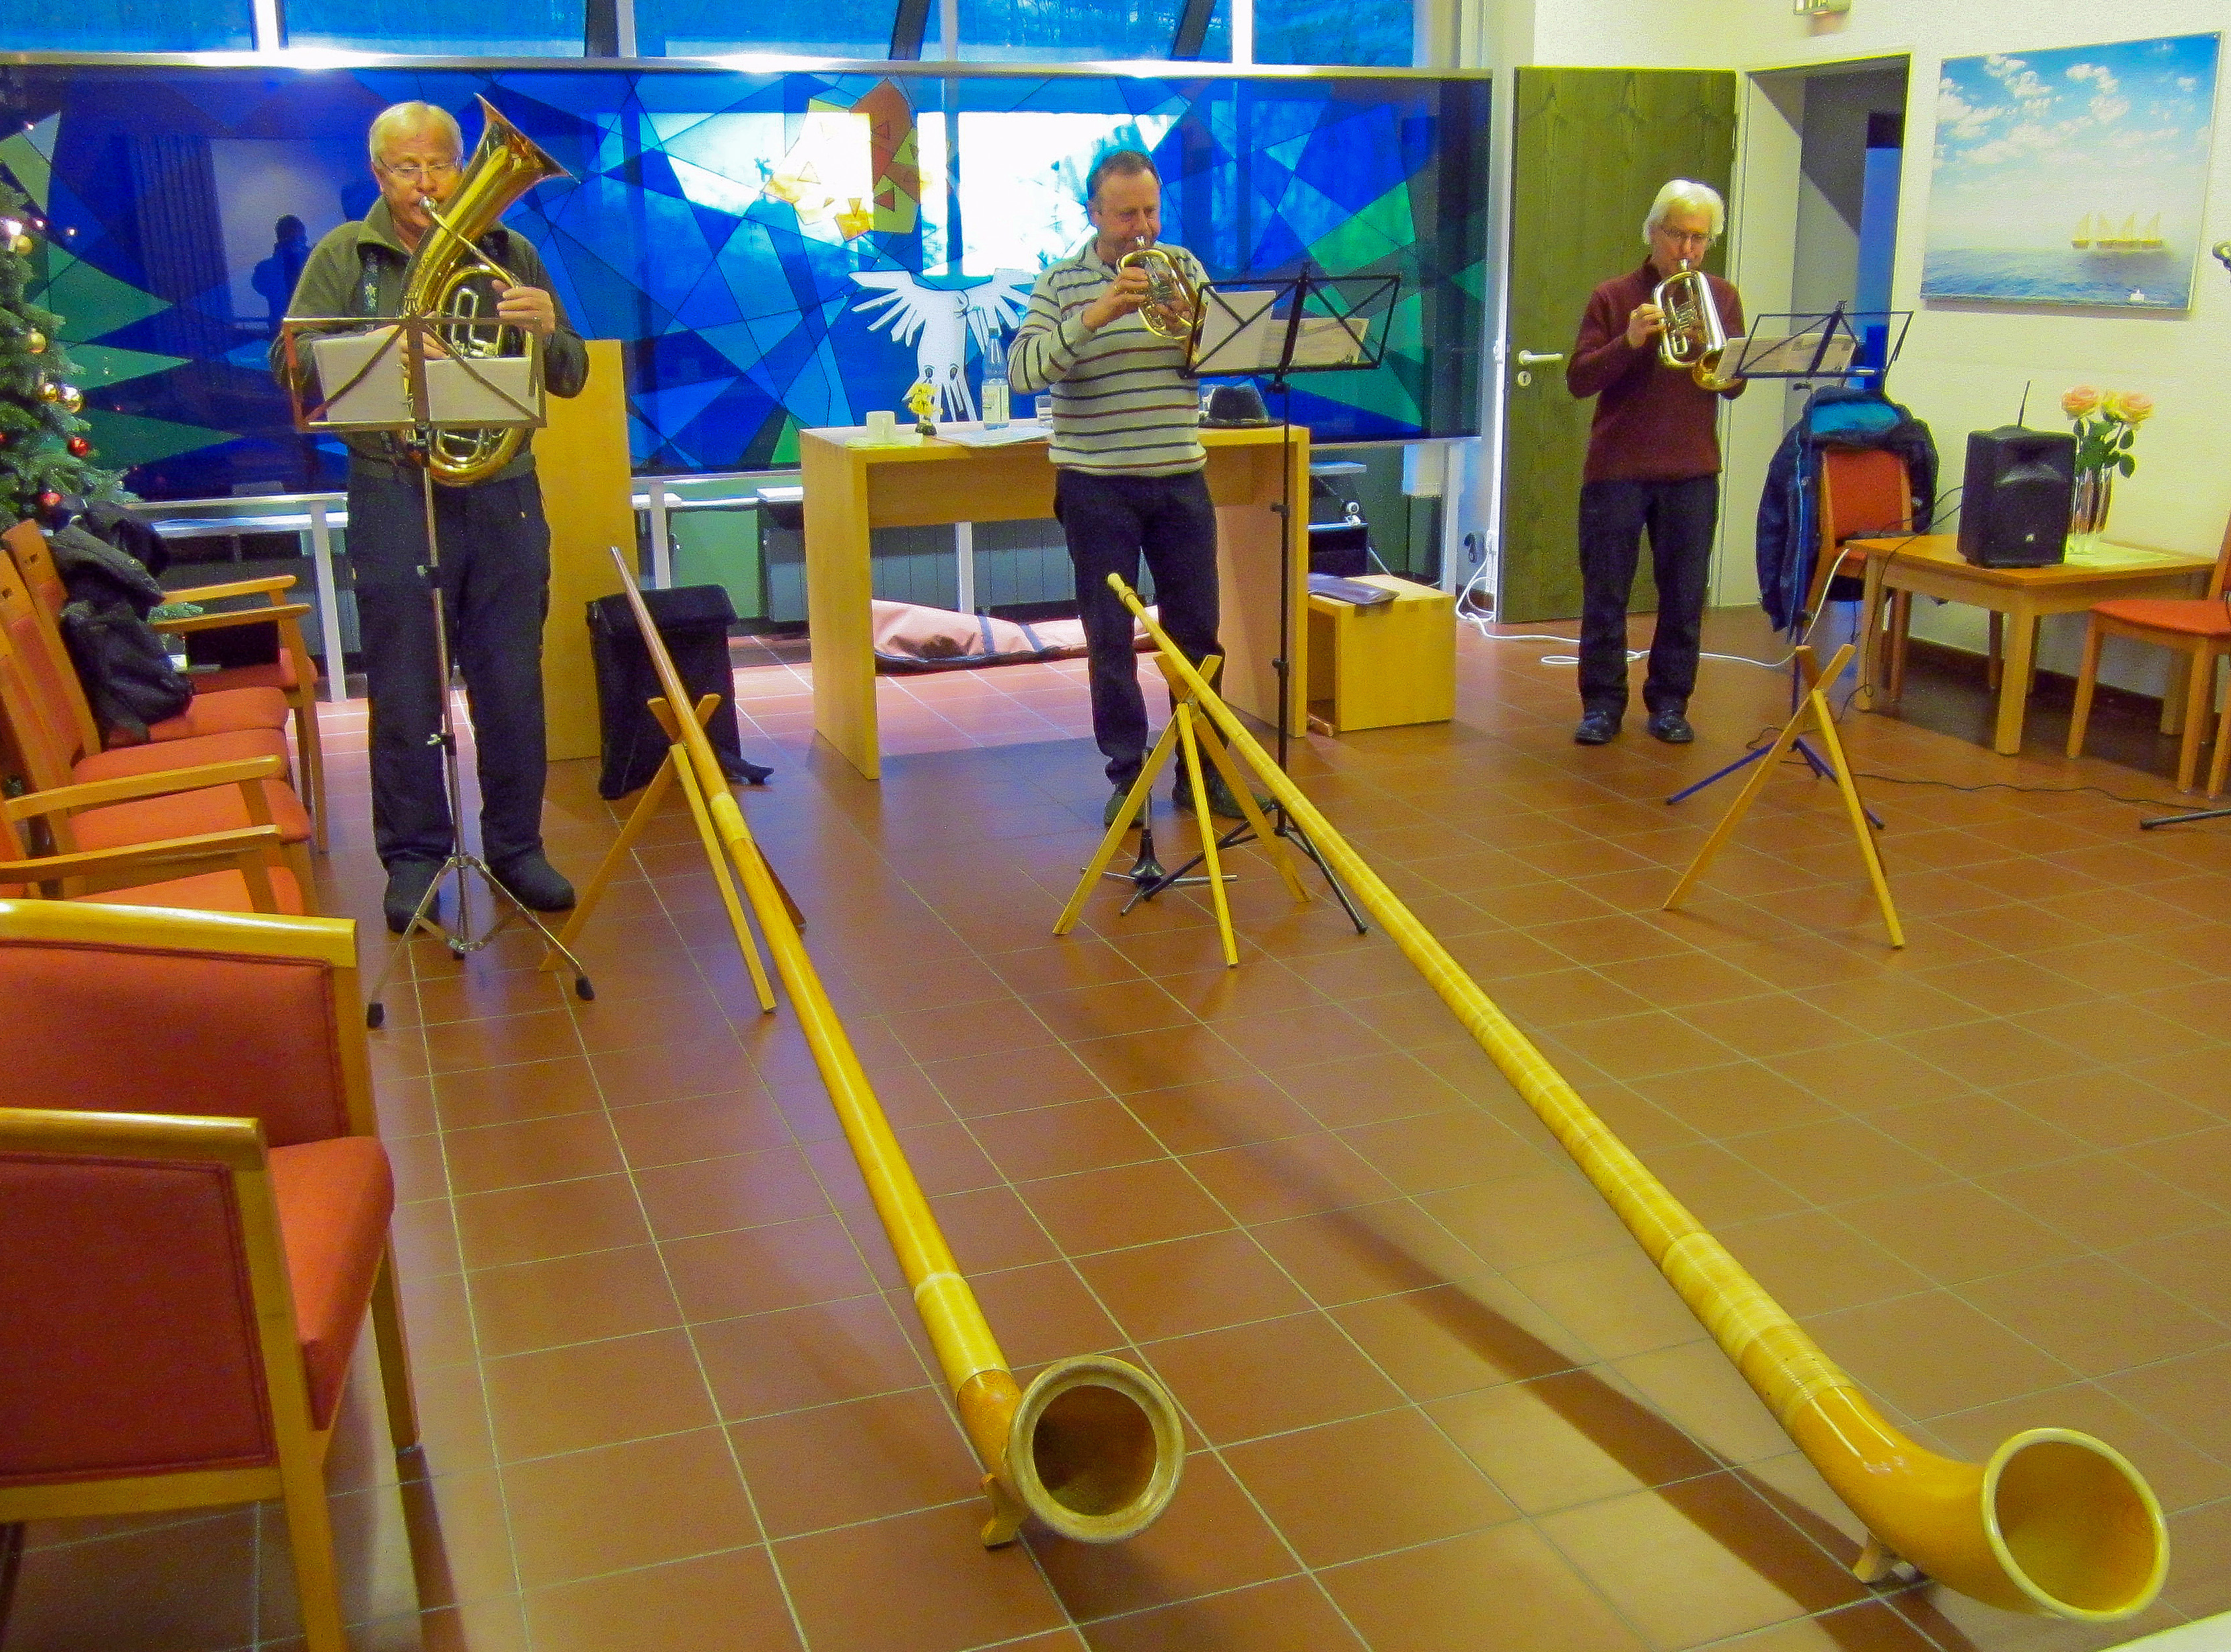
[1482,0,2231,693]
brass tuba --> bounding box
[1654,260,1737,391]
[1116,238,1199,341]
[398,97,571,487]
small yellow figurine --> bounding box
[904,376,939,436]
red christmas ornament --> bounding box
[38,490,63,517]
[68,436,91,458]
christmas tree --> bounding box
[0,175,120,528]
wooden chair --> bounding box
[2066,511,2231,795]
[1803,449,1917,694]
[1,801,302,912]
[1,522,326,849]
[0,900,416,1652]
[0,560,316,896]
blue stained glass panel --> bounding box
[0,64,1487,499]
[11,0,251,52]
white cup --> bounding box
[865,410,896,443]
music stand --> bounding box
[278,314,593,1026]
[1122,269,1399,930]
[1664,305,1913,813]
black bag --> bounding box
[46,524,194,740]
[587,584,772,800]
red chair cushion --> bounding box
[67,776,314,853]
[71,867,307,915]
[270,1136,394,1429]
[0,1151,275,1482]
[139,686,293,740]
[2092,598,2231,637]
[0,945,349,1145]
[72,726,293,786]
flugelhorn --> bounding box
[398,96,570,487]
[1118,237,1198,341]
[1655,260,1737,391]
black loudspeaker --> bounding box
[1957,427,2074,567]
[587,584,770,799]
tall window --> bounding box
[15,0,252,51]
[1253,0,1411,66]
[957,0,1227,63]
[283,0,585,54]
[636,0,893,57]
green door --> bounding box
[1500,68,1737,624]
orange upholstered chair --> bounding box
[0,901,415,1652]
[1803,447,1917,637]
[0,800,303,913]
[0,560,316,896]
[0,521,297,781]
[2066,512,2231,795]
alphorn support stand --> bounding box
[1056,651,1309,968]
[1664,642,1904,949]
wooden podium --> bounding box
[536,338,634,764]
[799,425,1310,780]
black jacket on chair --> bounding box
[1755,386,1938,632]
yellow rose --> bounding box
[2061,384,2101,418]
[2103,390,2154,426]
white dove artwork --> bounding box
[850,268,1037,421]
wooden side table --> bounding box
[1305,575,1455,734]
[1848,534,2215,756]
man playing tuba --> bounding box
[274,101,587,933]
[1564,178,1745,748]
[1009,149,1248,829]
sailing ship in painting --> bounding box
[2071,212,2168,252]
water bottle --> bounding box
[981,333,1010,429]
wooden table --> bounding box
[800,424,1309,779]
[1850,533,2216,756]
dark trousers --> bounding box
[1054,467,1221,787]
[347,468,552,869]
[1577,475,1719,717]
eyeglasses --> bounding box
[379,160,459,184]
[1656,227,1714,248]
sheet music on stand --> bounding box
[1724,308,1912,382]
[1184,271,1399,379]
[277,314,545,437]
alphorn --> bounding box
[604,550,1185,1546]
[1106,572,2166,1622]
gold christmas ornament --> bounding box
[26,328,46,354]
[38,378,60,403]
[59,384,84,414]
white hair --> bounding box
[368,102,462,168]
[1643,179,1725,246]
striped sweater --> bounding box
[1008,239,1206,477]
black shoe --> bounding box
[383,858,443,935]
[490,851,576,913]
[1572,711,1621,746]
[1647,710,1696,745]
[1104,785,1138,829]
[1174,767,1263,822]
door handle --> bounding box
[1515,351,1564,367]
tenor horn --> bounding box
[604,552,1185,1548]
[398,97,569,487]
[1117,237,1198,341]
[1105,571,2169,1624]
[1655,260,1737,391]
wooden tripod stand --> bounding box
[1664,643,1904,949]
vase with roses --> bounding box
[2060,385,2154,542]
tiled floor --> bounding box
[8,608,2230,1652]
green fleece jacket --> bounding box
[271,197,588,484]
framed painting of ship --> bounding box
[1922,32,2221,309]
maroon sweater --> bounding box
[1566,259,1745,484]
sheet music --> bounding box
[1732,332,1858,377]
[1191,303,1368,372]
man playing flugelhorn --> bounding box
[1565,178,1745,748]
[1010,150,1243,828]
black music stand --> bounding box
[1129,269,1399,930]
[1664,305,1912,813]
[279,314,593,1025]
